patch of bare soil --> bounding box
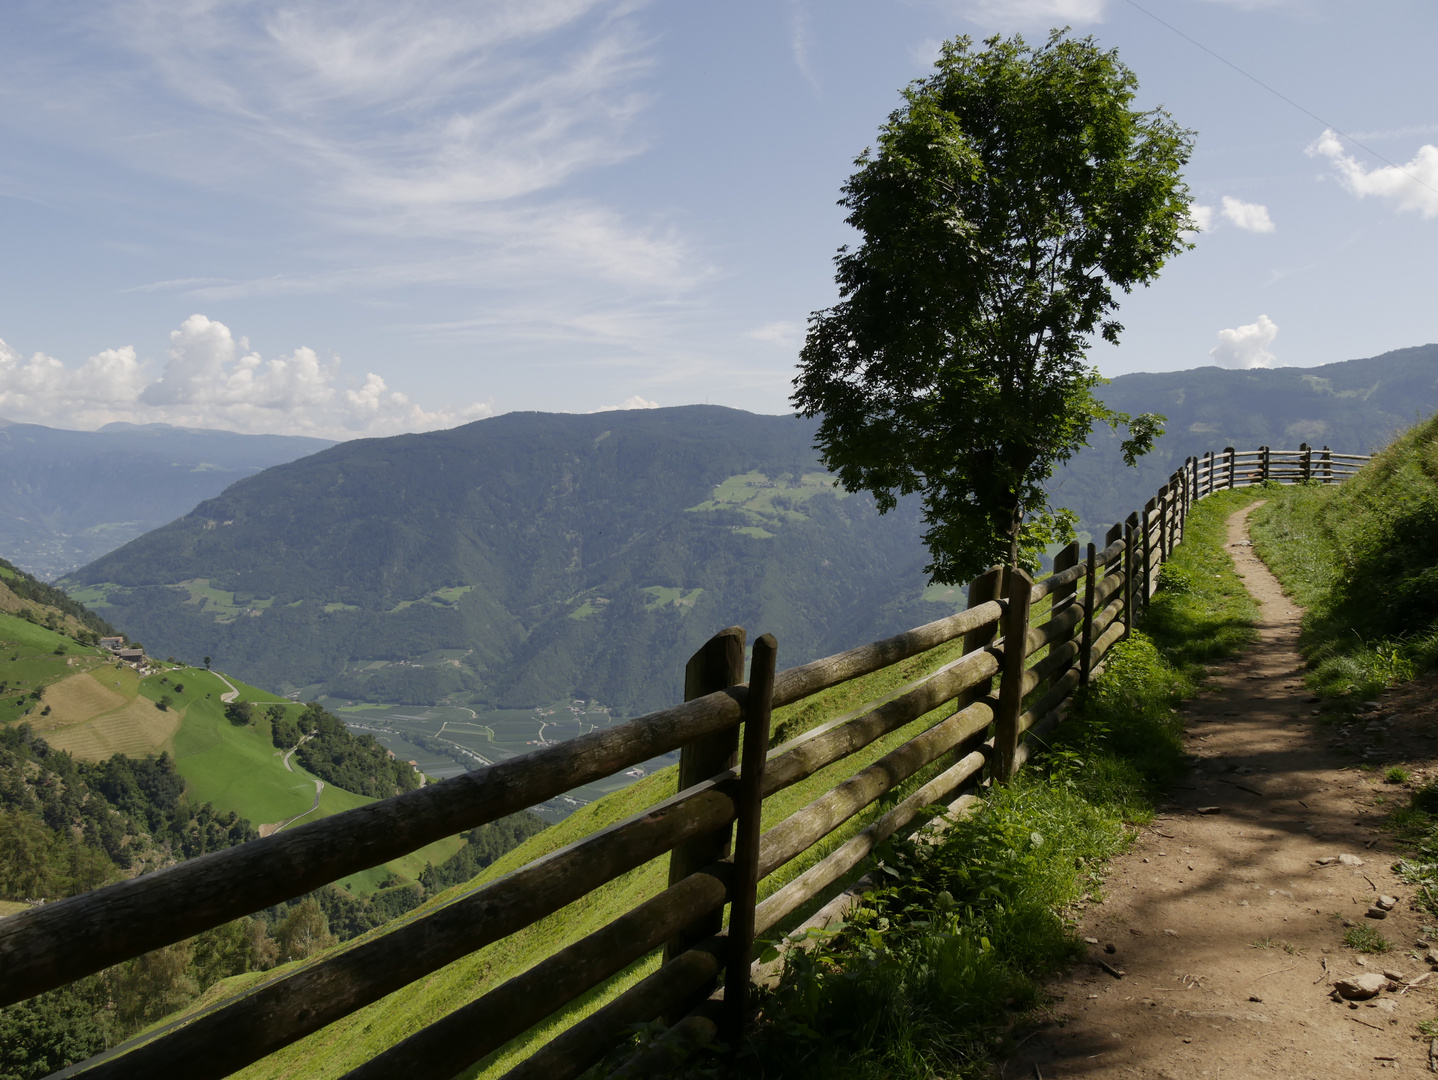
[1011,502,1438,1079]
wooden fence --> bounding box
[1,443,1367,1080]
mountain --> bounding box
[57,346,1438,718]
[0,419,333,580]
[61,407,950,716]
[1057,343,1438,534]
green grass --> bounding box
[640,586,704,612]
[1250,413,1438,699]
[185,487,1262,1080]
[0,611,110,723]
[673,485,1266,1080]
[1343,924,1391,954]
[169,674,320,826]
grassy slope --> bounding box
[1250,412,1438,698]
[0,614,457,891]
[220,637,976,1079]
[221,490,1269,1080]
[0,612,111,725]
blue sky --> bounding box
[0,0,1434,438]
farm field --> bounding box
[333,698,676,820]
[0,610,112,724]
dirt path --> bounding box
[1013,502,1438,1079]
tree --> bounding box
[792,31,1192,584]
[224,700,254,726]
[203,656,211,671]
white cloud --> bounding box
[788,1,820,93]
[928,0,1108,29]
[1220,196,1275,233]
[1209,314,1278,369]
[1182,203,1214,240]
[593,395,660,412]
[1308,129,1438,219]
[744,321,803,348]
[0,315,491,439]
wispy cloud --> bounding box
[1308,129,1438,219]
[788,1,820,93]
[0,315,491,438]
[744,321,803,349]
[923,0,1108,30]
[3,1,701,311]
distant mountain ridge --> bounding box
[57,344,1438,715]
[0,420,333,579]
[1061,343,1438,535]
[63,407,949,715]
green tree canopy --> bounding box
[792,31,1193,583]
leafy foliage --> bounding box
[271,702,419,799]
[792,31,1189,582]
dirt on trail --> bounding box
[1011,502,1438,1079]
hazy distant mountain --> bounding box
[1055,343,1438,535]
[62,407,950,714]
[0,420,333,579]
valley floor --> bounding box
[1011,503,1438,1078]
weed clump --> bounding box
[1343,924,1390,954]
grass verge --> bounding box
[608,488,1266,1080]
[1249,412,1438,700]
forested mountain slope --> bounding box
[63,407,949,714]
[0,420,331,580]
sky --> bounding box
[0,0,1434,440]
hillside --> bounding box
[62,407,952,720]
[0,560,460,895]
[1250,407,1438,697]
[1061,343,1438,534]
[0,419,331,580]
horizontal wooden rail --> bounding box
[753,734,991,938]
[761,644,1000,799]
[770,601,1002,709]
[340,865,733,1080]
[502,939,726,1080]
[55,779,744,1079]
[757,700,994,881]
[0,688,751,1006]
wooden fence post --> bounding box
[663,627,745,986]
[994,566,1034,782]
[1142,497,1155,607]
[1157,486,1169,564]
[1051,541,1080,614]
[1225,446,1236,490]
[722,633,775,1047]
[1204,450,1214,497]
[1261,445,1270,482]
[1301,442,1312,483]
[1322,445,1332,483]
[955,567,1003,720]
[1123,513,1138,641]
[1080,543,1096,687]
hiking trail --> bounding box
[1013,501,1438,1078]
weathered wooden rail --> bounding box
[1,444,1367,1080]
